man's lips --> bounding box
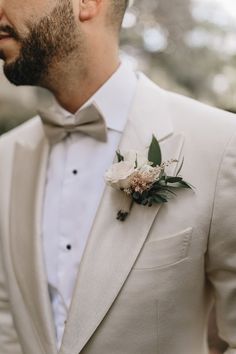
[0,35,13,45]
[0,33,12,40]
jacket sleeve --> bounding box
[206,133,236,354]
[0,249,23,354]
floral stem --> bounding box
[117,195,134,222]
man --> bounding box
[0,0,235,354]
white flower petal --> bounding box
[105,161,136,190]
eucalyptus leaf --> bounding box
[148,135,162,167]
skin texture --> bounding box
[0,1,81,86]
[0,0,120,112]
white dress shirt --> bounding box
[42,62,138,349]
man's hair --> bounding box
[108,0,129,33]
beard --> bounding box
[1,0,81,86]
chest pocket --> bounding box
[133,227,193,270]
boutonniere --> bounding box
[105,135,193,221]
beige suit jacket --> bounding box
[0,74,236,354]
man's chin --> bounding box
[3,60,27,86]
[2,56,41,86]
[0,49,38,86]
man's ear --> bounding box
[79,0,102,22]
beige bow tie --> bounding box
[38,103,108,144]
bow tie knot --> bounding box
[38,103,108,144]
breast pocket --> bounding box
[133,227,193,270]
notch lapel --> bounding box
[10,135,57,354]
[60,75,185,354]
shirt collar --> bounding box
[57,62,138,134]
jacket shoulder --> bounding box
[140,73,236,143]
[0,116,43,147]
[166,88,235,127]
[142,73,235,125]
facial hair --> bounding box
[1,0,81,86]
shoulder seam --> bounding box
[207,130,236,244]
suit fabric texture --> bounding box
[0,73,236,354]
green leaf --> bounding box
[179,180,193,189]
[141,199,149,206]
[141,190,149,199]
[150,185,162,192]
[160,188,177,196]
[148,135,162,167]
[162,181,193,189]
[153,195,168,203]
[133,192,141,201]
[116,150,124,162]
[165,176,183,184]
[176,157,184,176]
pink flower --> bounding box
[127,165,163,194]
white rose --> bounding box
[105,161,136,190]
[123,150,150,168]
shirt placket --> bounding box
[55,138,74,339]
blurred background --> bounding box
[121,0,236,114]
[0,0,235,352]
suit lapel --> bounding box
[9,134,57,354]
[60,75,185,354]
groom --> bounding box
[0,1,236,354]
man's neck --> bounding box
[44,53,120,114]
